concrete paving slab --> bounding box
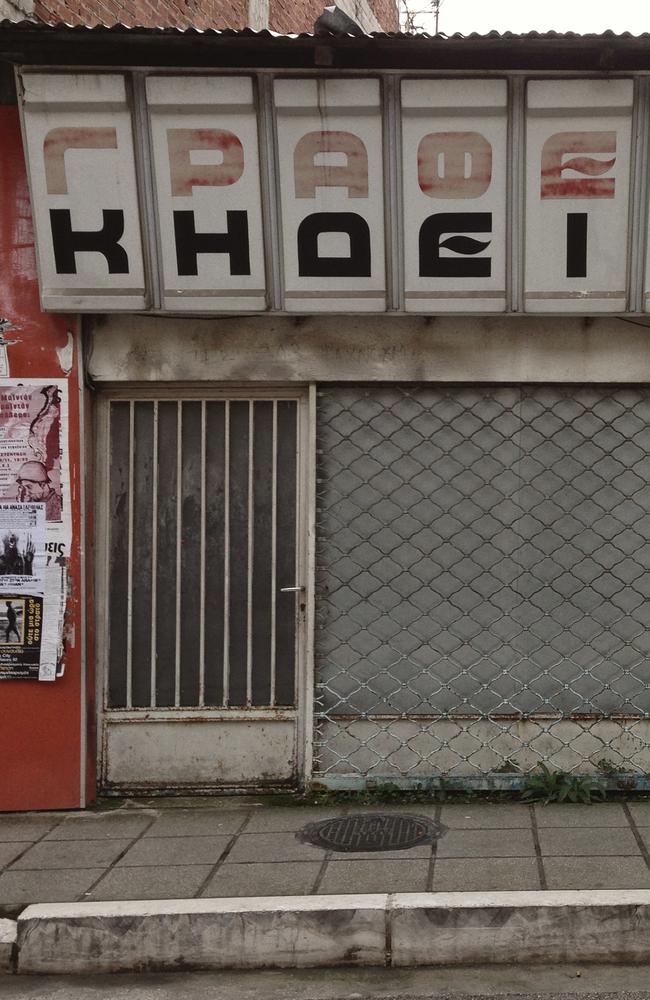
[538,827,641,856]
[0,816,59,843]
[347,805,441,818]
[544,856,650,890]
[4,799,650,915]
[436,828,536,858]
[244,809,348,833]
[318,860,429,893]
[83,865,214,901]
[16,895,389,973]
[44,814,155,841]
[121,797,261,812]
[143,810,249,838]
[0,843,31,868]
[0,868,105,906]
[116,835,231,868]
[226,832,326,863]
[326,844,434,860]
[432,858,541,891]
[628,802,650,826]
[534,803,629,827]
[635,829,650,854]
[9,839,132,871]
[440,804,532,829]
[201,862,321,897]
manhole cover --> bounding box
[298,813,445,853]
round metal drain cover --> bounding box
[298,813,445,853]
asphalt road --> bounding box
[1,965,650,1000]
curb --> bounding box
[0,919,16,973]
[9,890,650,974]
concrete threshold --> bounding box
[4,889,650,975]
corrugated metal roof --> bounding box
[4,17,650,74]
[2,19,650,40]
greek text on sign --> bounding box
[19,74,640,314]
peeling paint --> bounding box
[0,319,17,376]
[56,331,74,376]
[0,318,20,345]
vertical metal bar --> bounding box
[199,400,207,708]
[383,75,403,312]
[246,400,254,707]
[223,400,231,708]
[150,399,158,708]
[75,324,87,805]
[258,73,284,310]
[99,398,113,786]
[130,72,163,311]
[125,400,135,709]
[507,77,526,313]
[174,402,183,708]
[627,77,650,313]
[297,385,317,787]
[270,399,278,707]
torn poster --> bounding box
[0,381,70,680]
[0,502,47,680]
[0,383,64,522]
[0,319,18,379]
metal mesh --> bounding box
[314,385,650,786]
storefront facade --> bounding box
[4,22,650,808]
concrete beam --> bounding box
[86,313,650,385]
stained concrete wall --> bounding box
[86,314,650,385]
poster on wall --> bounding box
[0,502,45,680]
[0,381,71,680]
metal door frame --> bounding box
[94,382,315,793]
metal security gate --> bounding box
[314,385,650,789]
[97,388,311,792]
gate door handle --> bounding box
[280,585,305,593]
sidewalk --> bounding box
[3,797,650,917]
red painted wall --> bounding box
[0,104,88,812]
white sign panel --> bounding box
[21,73,147,312]
[19,72,650,316]
[147,76,267,312]
[524,79,633,313]
[274,78,386,312]
[401,79,508,313]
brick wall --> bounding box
[31,0,398,31]
[365,0,398,31]
[32,0,248,29]
[271,0,398,33]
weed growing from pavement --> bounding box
[520,764,606,805]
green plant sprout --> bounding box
[521,764,606,805]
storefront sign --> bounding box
[19,72,642,315]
